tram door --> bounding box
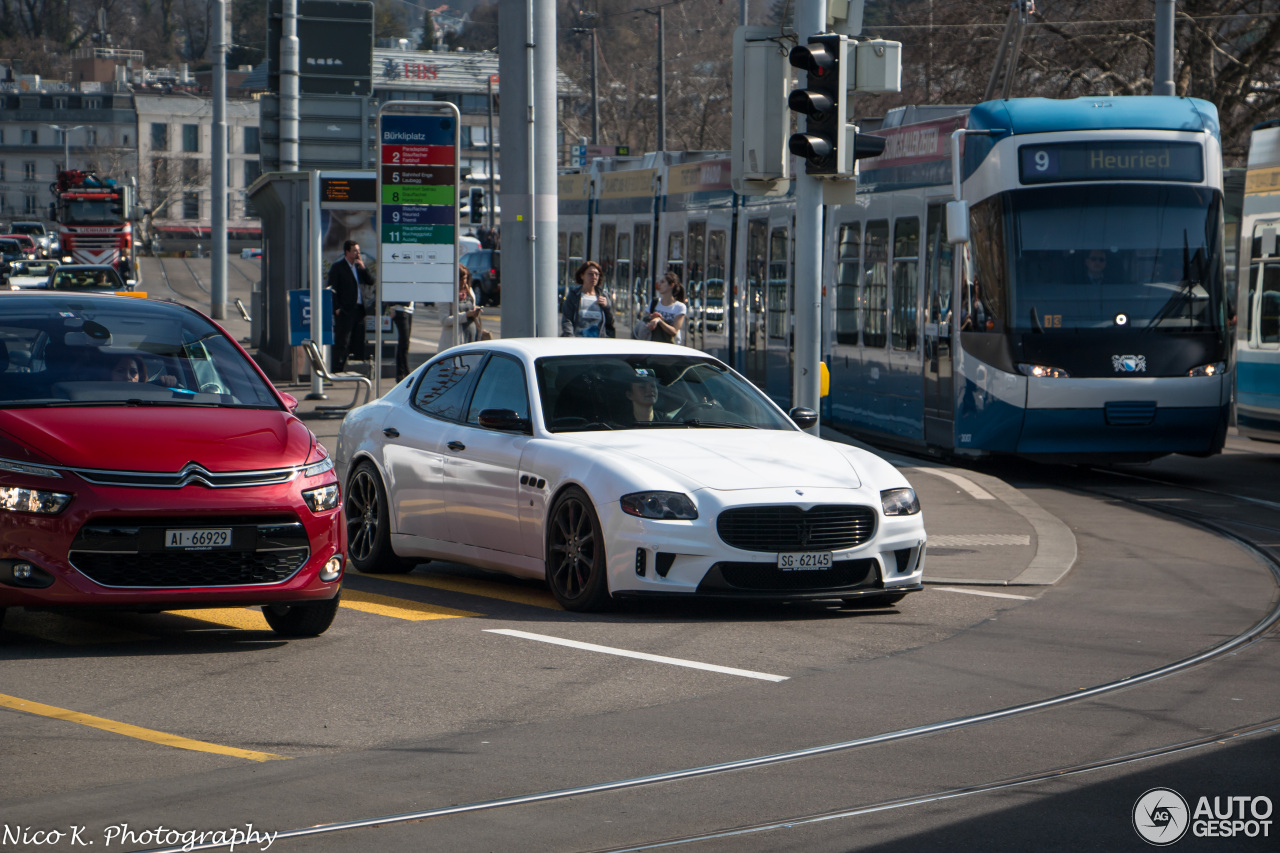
[599,222,619,323]
[615,230,635,337]
[923,205,955,447]
[742,218,770,386]
[686,222,706,349]
[633,223,652,318]
[766,223,793,406]
[704,229,729,360]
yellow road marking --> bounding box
[373,573,562,610]
[167,608,271,630]
[0,693,289,762]
[340,589,478,620]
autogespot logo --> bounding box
[1134,788,1190,846]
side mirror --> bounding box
[280,392,299,413]
[946,200,969,245]
[789,406,818,429]
[478,408,531,433]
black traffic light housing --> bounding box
[788,34,848,176]
[469,186,485,224]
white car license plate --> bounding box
[777,552,833,571]
[166,528,232,549]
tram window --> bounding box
[634,224,652,303]
[927,206,955,327]
[747,220,769,351]
[568,232,585,287]
[617,233,632,314]
[863,221,889,348]
[967,197,1005,332]
[892,217,920,351]
[768,226,790,340]
[558,232,569,299]
[1261,264,1280,345]
[687,222,706,301]
[600,224,617,291]
[835,223,861,345]
[667,231,685,282]
[707,230,727,331]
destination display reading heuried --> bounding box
[1018,141,1203,185]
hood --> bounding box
[0,408,312,472]
[570,429,863,491]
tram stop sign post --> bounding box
[377,102,461,305]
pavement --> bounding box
[151,255,1068,592]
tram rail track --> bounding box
[139,471,1280,853]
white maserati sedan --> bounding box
[334,339,926,612]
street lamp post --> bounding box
[46,125,87,172]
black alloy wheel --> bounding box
[262,594,341,637]
[546,486,611,611]
[345,462,418,574]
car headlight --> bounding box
[881,488,920,516]
[1187,362,1226,377]
[0,457,63,479]
[1017,363,1070,379]
[1,486,72,514]
[302,484,340,512]
[620,491,698,520]
[303,457,334,478]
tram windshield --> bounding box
[975,185,1224,335]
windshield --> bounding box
[974,185,1224,335]
[10,224,44,236]
[535,353,795,432]
[63,200,123,226]
[0,296,281,408]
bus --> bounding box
[566,95,1231,462]
[1236,119,1280,442]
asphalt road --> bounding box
[1,257,1277,853]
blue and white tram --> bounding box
[1236,119,1280,442]
[564,95,1230,462]
[828,96,1230,461]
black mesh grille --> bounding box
[68,517,309,588]
[70,550,308,587]
[716,505,877,552]
[699,559,877,592]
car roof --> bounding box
[0,291,197,318]
[442,337,721,361]
[55,265,122,273]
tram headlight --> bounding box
[1187,362,1226,377]
[1017,363,1070,379]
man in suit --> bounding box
[328,240,373,372]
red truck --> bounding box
[50,170,137,286]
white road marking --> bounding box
[915,468,995,500]
[932,586,1035,601]
[484,628,789,682]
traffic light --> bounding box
[469,187,485,224]
[787,34,848,176]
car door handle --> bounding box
[447,441,466,451]
[383,427,400,438]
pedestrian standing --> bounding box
[646,271,687,344]
[327,240,373,372]
[388,299,414,383]
[560,260,615,337]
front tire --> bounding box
[546,486,611,612]
[345,461,418,574]
[263,594,340,637]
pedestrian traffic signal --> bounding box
[469,187,485,224]
[788,34,848,176]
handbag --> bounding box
[631,298,658,341]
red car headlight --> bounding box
[1,486,73,514]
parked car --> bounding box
[8,221,53,258]
[46,264,128,292]
[0,292,345,636]
[460,249,500,306]
[240,247,263,259]
[335,338,926,612]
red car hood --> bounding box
[0,408,312,472]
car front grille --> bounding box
[698,559,877,593]
[716,505,877,552]
[68,517,309,588]
[70,463,298,489]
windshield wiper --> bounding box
[556,421,615,432]
[678,419,759,429]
